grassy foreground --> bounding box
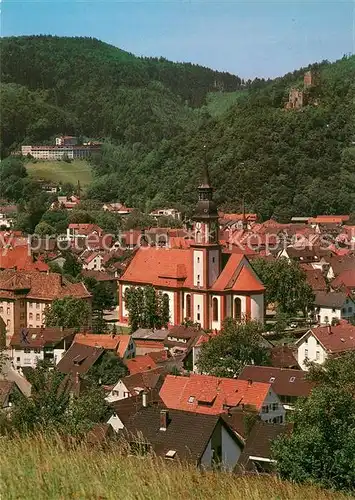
[26,160,93,187]
[0,435,347,500]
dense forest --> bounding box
[0,36,241,155]
[1,36,355,219]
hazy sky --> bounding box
[1,1,354,78]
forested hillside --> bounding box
[1,36,355,219]
[88,55,355,218]
[0,36,241,155]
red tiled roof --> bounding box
[0,246,49,272]
[211,254,264,292]
[219,213,257,222]
[117,335,132,358]
[56,342,104,375]
[134,340,166,350]
[0,270,90,300]
[309,215,349,224]
[300,264,327,292]
[74,333,120,351]
[83,252,100,264]
[270,345,300,369]
[146,350,169,363]
[169,237,193,249]
[68,223,103,234]
[332,269,355,289]
[238,365,313,398]
[194,331,219,347]
[81,270,117,282]
[120,248,191,288]
[10,327,75,348]
[159,374,271,415]
[121,247,264,293]
[124,355,157,375]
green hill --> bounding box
[1,36,355,219]
[88,55,355,218]
[0,36,242,156]
[0,434,347,500]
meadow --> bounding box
[0,434,348,500]
[26,160,93,188]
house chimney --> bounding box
[160,409,168,431]
[327,325,332,335]
[142,391,148,408]
[247,379,253,386]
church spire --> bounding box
[200,145,211,188]
[192,146,219,245]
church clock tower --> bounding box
[191,151,221,289]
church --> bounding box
[118,165,265,330]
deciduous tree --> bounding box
[251,257,314,316]
[87,351,128,385]
[7,361,110,436]
[273,386,355,492]
[196,318,270,377]
[44,297,91,330]
[124,285,170,331]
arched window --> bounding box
[234,298,242,321]
[186,294,191,319]
[212,298,219,322]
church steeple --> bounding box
[194,147,218,221]
[192,147,219,244]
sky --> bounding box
[1,0,354,78]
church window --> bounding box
[186,295,191,319]
[234,298,242,321]
[197,257,200,263]
[212,298,219,322]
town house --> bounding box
[0,270,91,345]
[159,374,285,424]
[313,291,355,325]
[108,391,243,470]
[10,327,75,368]
[238,365,314,411]
[296,321,355,370]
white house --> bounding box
[296,321,355,370]
[314,291,355,325]
[0,205,17,229]
[105,368,162,403]
[66,223,103,242]
[9,327,75,369]
[82,252,104,271]
[149,208,181,220]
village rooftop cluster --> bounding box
[1,164,355,475]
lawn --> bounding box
[26,160,93,188]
